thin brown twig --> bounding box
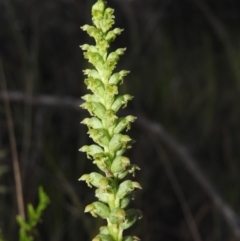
[0,91,81,110]
[20,2,40,182]
[148,134,202,241]
[0,61,25,220]
[5,0,40,182]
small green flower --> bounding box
[85,201,110,219]
[80,1,142,240]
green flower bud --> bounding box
[98,40,110,55]
[112,28,124,35]
[95,188,112,204]
[79,144,103,159]
[98,177,115,193]
[85,52,104,69]
[80,44,98,53]
[105,28,123,43]
[114,116,136,134]
[79,172,104,188]
[116,181,142,199]
[81,101,106,119]
[85,201,110,219]
[99,226,109,235]
[110,96,123,112]
[92,0,105,12]
[108,134,122,153]
[120,196,131,209]
[111,156,130,174]
[116,164,140,179]
[121,209,142,230]
[93,153,111,173]
[103,7,114,20]
[104,110,117,126]
[88,129,110,147]
[83,69,100,79]
[106,48,126,72]
[105,84,118,98]
[110,165,140,179]
[81,117,103,129]
[81,25,102,43]
[109,208,126,224]
[116,170,129,180]
[109,70,129,85]
[92,0,106,29]
[101,19,115,34]
[81,94,100,103]
[107,48,126,62]
[109,134,132,153]
[115,145,132,157]
[111,95,133,112]
[84,78,105,96]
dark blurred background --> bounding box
[1,0,240,240]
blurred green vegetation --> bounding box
[0,0,240,240]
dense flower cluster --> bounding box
[79,1,142,241]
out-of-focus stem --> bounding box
[0,59,25,220]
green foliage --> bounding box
[80,1,142,240]
[16,186,50,241]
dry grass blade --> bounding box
[0,59,25,220]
